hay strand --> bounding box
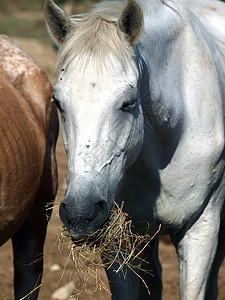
[59,202,161,296]
[19,284,42,300]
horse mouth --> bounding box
[61,212,111,246]
[61,225,104,248]
[61,216,107,238]
[71,230,102,246]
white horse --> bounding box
[44,0,225,298]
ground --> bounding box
[1,37,225,300]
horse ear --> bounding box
[44,0,72,47]
[118,0,143,45]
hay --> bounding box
[59,202,161,296]
[19,284,42,300]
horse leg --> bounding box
[138,237,162,299]
[205,218,225,299]
[12,196,51,300]
[171,207,221,300]
[104,237,162,299]
[12,144,57,299]
[12,105,58,299]
[104,252,141,300]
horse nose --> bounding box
[59,196,109,238]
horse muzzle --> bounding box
[59,194,109,239]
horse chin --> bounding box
[65,226,91,240]
[65,217,109,241]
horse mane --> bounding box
[57,1,135,70]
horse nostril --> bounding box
[61,201,67,209]
[94,200,109,225]
[96,200,105,210]
[95,200,108,217]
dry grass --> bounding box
[59,202,161,297]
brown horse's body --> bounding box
[0,35,58,299]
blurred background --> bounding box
[0,0,99,85]
[0,0,225,299]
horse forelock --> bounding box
[57,1,135,71]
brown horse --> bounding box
[0,35,58,299]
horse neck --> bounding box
[136,1,185,166]
[137,0,225,167]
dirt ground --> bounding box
[1,37,225,300]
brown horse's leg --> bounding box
[12,196,51,300]
[12,126,58,299]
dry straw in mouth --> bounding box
[59,202,161,296]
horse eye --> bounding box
[51,95,64,113]
[121,99,137,112]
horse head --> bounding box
[44,0,144,238]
